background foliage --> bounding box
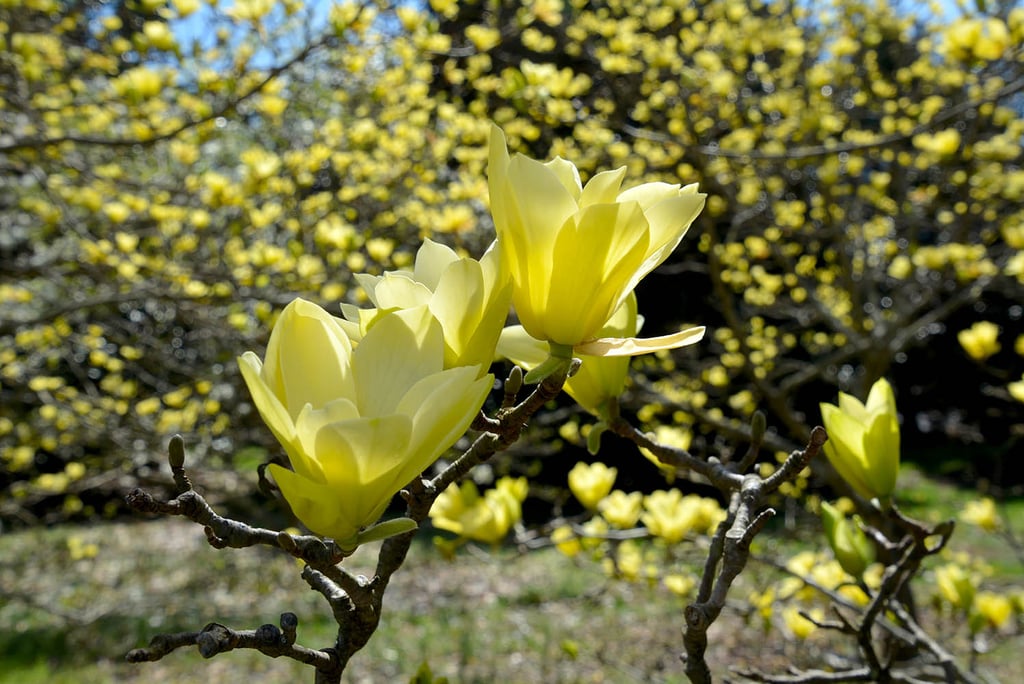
[2,0,1023,529]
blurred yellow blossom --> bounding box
[935,563,976,611]
[960,497,1001,532]
[958,321,1000,361]
[974,592,1013,629]
[430,477,528,545]
[598,490,643,529]
[567,461,617,510]
[551,525,581,557]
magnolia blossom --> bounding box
[487,124,705,358]
[598,490,643,529]
[498,293,640,417]
[957,320,1000,362]
[239,299,492,550]
[429,477,528,544]
[820,501,875,577]
[819,377,900,504]
[567,461,618,510]
[641,490,725,545]
[340,238,512,373]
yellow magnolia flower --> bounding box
[598,489,643,529]
[960,497,1002,532]
[642,490,725,544]
[820,501,875,578]
[239,299,493,551]
[567,461,617,510]
[341,239,512,372]
[782,606,822,640]
[935,563,976,611]
[497,293,639,416]
[429,476,528,545]
[819,377,900,504]
[487,124,706,358]
[957,321,1001,362]
[1009,376,1024,403]
[551,525,581,557]
[974,591,1014,629]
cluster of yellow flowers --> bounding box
[551,460,724,591]
[240,127,707,549]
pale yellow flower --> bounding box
[957,321,1001,361]
[935,563,976,611]
[819,378,900,503]
[497,293,639,416]
[487,124,706,358]
[239,299,492,550]
[567,461,617,510]
[598,490,643,528]
[975,591,1013,629]
[430,476,528,544]
[960,497,1002,532]
[342,238,511,372]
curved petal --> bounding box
[431,257,485,362]
[576,326,705,357]
[398,368,493,483]
[312,415,413,531]
[372,273,433,310]
[268,464,359,544]
[836,391,870,423]
[238,351,301,458]
[580,167,627,207]
[540,202,650,344]
[540,156,583,200]
[504,154,579,245]
[413,238,459,290]
[866,377,896,415]
[621,193,706,295]
[864,411,899,497]
[820,404,875,499]
[269,298,355,417]
[293,397,359,480]
[352,307,443,416]
[496,325,550,368]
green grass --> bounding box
[1,470,1021,684]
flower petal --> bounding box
[412,238,459,290]
[398,367,493,481]
[351,307,443,416]
[580,167,627,207]
[576,326,705,357]
[268,464,359,543]
[267,298,355,418]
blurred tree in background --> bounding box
[2,0,1023,528]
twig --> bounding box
[125,612,337,671]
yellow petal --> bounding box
[412,237,459,289]
[398,367,493,476]
[820,403,876,500]
[540,202,649,344]
[579,167,627,207]
[265,298,355,418]
[575,326,705,357]
[372,273,433,310]
[268,464,359,543]
[351,307,443,416]
[238,351,295,446]
[430,257,486,360]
